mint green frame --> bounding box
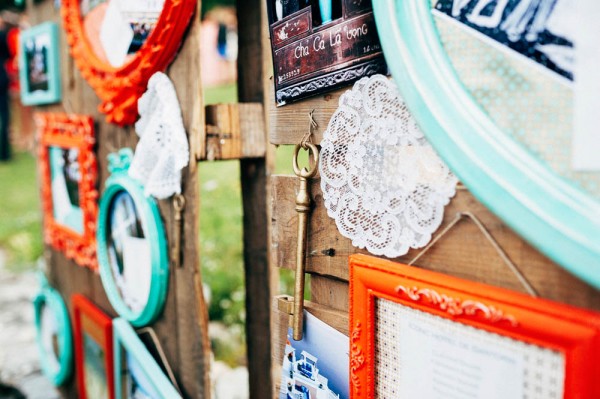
[33,275,73,386]
[113,318,182,399]
[373,1,600,288]
[97,149,169,327]
[19,22,61,105]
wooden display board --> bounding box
[262,5,600,399]
[29,0,210,397]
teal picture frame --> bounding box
[113,318,182,399]
[19,22,61,105]
[97,149,169,327]
[33,274,73,386]
[373,1,600,289]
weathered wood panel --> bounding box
[237,1,272,399]
[30,0,210,397]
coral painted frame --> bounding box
[37,113,98,269]
[61,0,196,126]
[72,294,115,399]
[349,254,600,398]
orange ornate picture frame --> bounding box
[38,113,98,269]
[349,254,600,398]
[61,0,196,126]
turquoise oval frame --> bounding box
[33,277,73,386]
[97,149,169,327]
[113,318,182,399]
[373,1,600,288]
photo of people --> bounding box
[23,33,50,93]
[40,303,61,374]
[122,351,160,399]
[49,146,83,234]
[83,332,109,399]
[106,191,151,314]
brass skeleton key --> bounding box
[291,142,319,341]
[172,194,186,268]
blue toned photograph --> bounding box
[49,146,83,234]
[279,311,349,399]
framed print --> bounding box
[266,0,387,105]
[73,294,115,399]
[61,0,196,125]
[37,113,98,269]
[97,149,169,327]
[372,0,600,288]
[113,318,181,399]
[19,22,61,105]
[33,275,73,386]
[349,254,600,398]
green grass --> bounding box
[0,151,43,270]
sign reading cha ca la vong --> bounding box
[268,0,386,105]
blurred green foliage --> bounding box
[202,0,235,17]
[0,151,43,271]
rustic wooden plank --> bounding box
[271,175,600,311]
[237,1,272,399]
[310,276,349,314]
[201,103,266,161]
[31,0,210,397]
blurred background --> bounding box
[0,0,298,397]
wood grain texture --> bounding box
[202,103,266,161]
[237,1,272,399]
[271,175,600,311]
[30,0,210,397]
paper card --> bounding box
[572,0,600,171]
[279,311,349,399]
[99,0,134,67]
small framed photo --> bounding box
[349,254,600,399]
[33,275,73,386]
[113,318,181,399]
[97,149,168,327]
[73,294,115,399]
[37,113,98,269]
[19,22,61,105]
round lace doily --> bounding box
[319,75,457,258]
[129,72,189,199]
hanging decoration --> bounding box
[319,74,457,258]
[129,72,189,200]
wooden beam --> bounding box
[200,103,266,161]
[271,175,600,311]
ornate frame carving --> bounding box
[37,113,98,269]
[61,0,196,126]
[349,254,600,398]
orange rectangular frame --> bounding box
[349,254,600,398]
[37,113,98,269]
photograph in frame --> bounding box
[19,22,61,105]
[349,254,600,398]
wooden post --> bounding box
[237,1,272,399]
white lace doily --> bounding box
[319,75,457,257]
[129,72,189,199]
